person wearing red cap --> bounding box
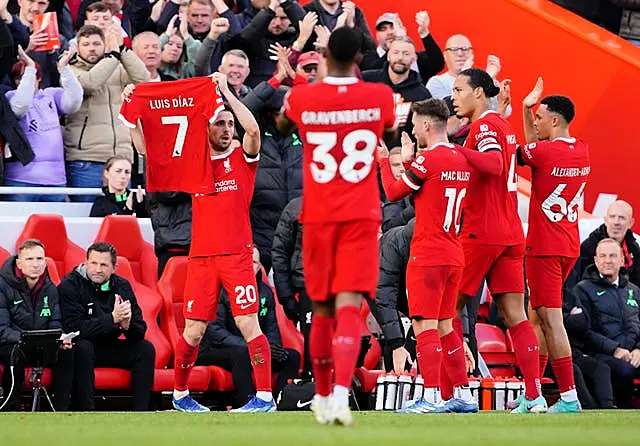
[297,51,320,82]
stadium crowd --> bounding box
[0,0,639,413]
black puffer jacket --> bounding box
[373,219,414,351]
[382,196,415,233]
[243,82,304,269]
[89,186,148,218]
[573,264,640,356]
[362,65,431,147]
[567,224,640,288]
[0,257,61,345]
[271,197,303,308]
[562,286,590,355]
[146,192,192,252]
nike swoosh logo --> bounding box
[296,400,312,408]
[13,300,23,305]
[447,347,461,355]
[435,347,443,352]
[240,303,253,310]
[597,291,606,296]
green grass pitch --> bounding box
[1,411,638,446]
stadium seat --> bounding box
[476,323,516,377]
[15,214,85,276]
[156,256,215,392]
[360,305,382,370]
[0,246,11,264]
[46,257,60,285]
[354,368,385,393]
[94,215,158,289]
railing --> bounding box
[0,187,104,196]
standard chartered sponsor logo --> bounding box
[215,179,238,192]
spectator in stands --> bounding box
[381,146,414,233]
[282,0,375,52]
[64,25,148,201]
[193,17,243,78]
[243,58,303,272]
[3,0,64,89]
[159,13,201,79]
[562,286,614,409]
[235,0,267,29]
[0,239,75,411]
[195,247,300,406]
[146,192,192,278]
[75,0,149,38]
[4,46,82,202]
[73,2,130,49]
[360,11,444,84]
[89,155,147,217]
[132,31,175,81]
[271,196,312,377]
[568,200,640,288]
[59,242,155,411]
[426,34,473,99]
[218,49,252,97]
[362,36,431,145]
[184,0,214,41]
[573,238,640,408]
[238,0,297,88]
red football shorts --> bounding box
[302,220,379,302]
[526,255,577,309]
[183,249,259,320]
[459,243,525,296]
[406,264,463,320]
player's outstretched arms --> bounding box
[212,72,261,155]
[460,148,503,176]
[523,77,543,144]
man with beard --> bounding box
[363,36,431,146]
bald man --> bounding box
[567,200,640,288]
[426,34,473,99]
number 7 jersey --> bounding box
[284,76,396,223]
[118,77,225,193]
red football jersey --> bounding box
[190,147,259,257]
[462,110,524,246]
[284,76,396,223]
[118,77,225,193]
[402,143,471,266]
[521,137,590,256]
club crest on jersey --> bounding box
[224,157,232,174]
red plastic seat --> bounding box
[360,305,382,370]
[15,214,85,276]
[156,256,213,392]
[0,246,11,264]
[476,323,516,377]
[94,215,158,289]
[354,368,385,393]
[46,257,60,285]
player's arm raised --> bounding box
[523,77,543,144]
[460,146,503,176]
[377,139,421,202]
[212,72,261,156]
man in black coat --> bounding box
[0,239,74,411]
[195,247,300,406]
[567,200,640,288]
[58,242,155,411]
[573,238,640,408]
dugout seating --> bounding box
[94,215,158,289]
[15,214,85,276]
[46,257,60,285]
[0,246,10,264]
[476,323,517,377]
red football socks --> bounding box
[509,320,541,400]
[248,334,272,391]
[310,315,334,397]
[452,317,464,341]
[440,331,469,388]
[539,353,549,378]
[416,329,442,389]
[551,356,575,394]
[174,336,199,391]
[332,306,362,389]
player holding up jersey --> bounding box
[378,98,477,414]
[452,68,546,413]
[517,78,590,413]
[119,74,275,413]
[284,27,397,426]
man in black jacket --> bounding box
[567,200,640,288]
[146,192,192,278]
[271,196,311,377]
[195,248,300,406]
[58,242,155,411]
[0,239,74,411]
[573,238,640,408]
[362,36,431,147]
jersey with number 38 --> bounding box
[118,77,225,193]
[462,110,524,246]
[284,77,396,223]
[521,137,590,257]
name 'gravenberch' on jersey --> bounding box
[301,108,382,125]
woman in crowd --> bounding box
[90,155,148,217]
[159,13,201,80]
[4,46,82,202]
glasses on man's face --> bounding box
[302,65,317,73]
[445,47,472,54]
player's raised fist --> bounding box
[210,17,230,37]
[523,76,544,109]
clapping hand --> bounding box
[57,44,77,71]
[400,131,415,162]
[523,76,544,109]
